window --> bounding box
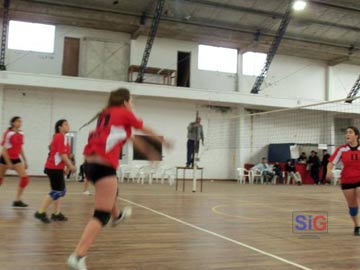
[198,45,237,73]
[8,20,55,53]
[242,52,267,76]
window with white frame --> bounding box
[242,52,267,76]
[198,45,237,73]
[8,20,56,53]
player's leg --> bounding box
[342,186,359,235]
[68,175,118,270]
[13,160,30,207]
[0,159,7,188]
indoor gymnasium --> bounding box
[0,0,360,269]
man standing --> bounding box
[321,150,331,184]
[308,151,321,184]
[186,116,204,168]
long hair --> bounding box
[55,119,67,134]
[80,88,130,130]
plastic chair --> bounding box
[119,164,131,183]
[137,166,155,184]
[161,167,176,186]
[236,168,249,184]
[249,168,263,184]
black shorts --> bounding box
[0,156,22,165]
[44,168,65,191]
[341,182,360,190]
[84,163,117,183]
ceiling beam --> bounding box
[173,0,360,33]
[327,56,350,66]
[309,0,360,13]
[131,25,145,40]
[251,0,294,94]
[9,0,360,56]
[346,74,360,102]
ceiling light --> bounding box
[293,0,307,11]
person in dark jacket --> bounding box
[321,150,331,184]
[308,151,321,184]
[285,159,302,185]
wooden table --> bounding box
[176,166,204,192]
[128,65,176,85]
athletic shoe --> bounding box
[67,253,87,270]
[112,206,132,227]
[12,200,28,207]
[354,227,360,236]
[51,212,68,221]
[83,190,91,195]
[34,211,51,223]
[297,182,302,186]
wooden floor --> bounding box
[0,178,358,270]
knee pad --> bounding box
[349,207,358,217]
[49,189,66,200]
[0,178,3,185]
[93,210,111,226]
[19,176,30,189]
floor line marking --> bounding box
[118,197,313,270]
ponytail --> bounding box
[80,88,130,130]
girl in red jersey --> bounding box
[327,126,360,235]
[0,116,30,207]
[68,88,169,270]
[34,119,76,223]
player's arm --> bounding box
[126,110,172,148]
[131,136,161,161]
[61,154,76,172]
[141,125,172,148]
[56,135,76,172]
[20,149,28,169]
[326,162,334,180]
[1,148,13,168]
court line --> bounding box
[118,197,313,270]
[211,204,261,221]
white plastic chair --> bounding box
[137,166,155,184]
[249,168,263,184]
[236,168,249,184]
[272,172,285,184]
[161,167,176,186]
[119,164,131,183]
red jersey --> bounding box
[83,107,143,169]
[1,129,24,159]
[329,144,360,184]
[45,133,70,170]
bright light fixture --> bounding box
[293,0,307,11]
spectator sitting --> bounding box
[285,159,302,185]
[272,162,284,184]
[252,157,275,183]
[297,152,307,164]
